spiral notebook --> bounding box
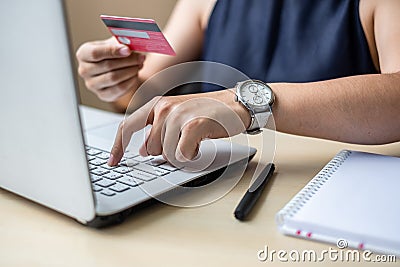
[276,150,400,256]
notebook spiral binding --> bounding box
[276,150,352,226]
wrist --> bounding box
[227,89,252,129]
[206,89,251,130]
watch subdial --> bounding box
[256,91,264,97]
[253,96,264,104]
[249,85,258,93]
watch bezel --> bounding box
[235,80,274,134]
[237,80,275,109]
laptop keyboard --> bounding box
[85,146,180,197]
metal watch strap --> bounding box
[247,110,271,135]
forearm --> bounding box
[271,72,400,145]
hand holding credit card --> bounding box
[101,15,176,56]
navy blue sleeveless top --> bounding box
[201,0,377,92]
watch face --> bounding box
[239,81,273,107]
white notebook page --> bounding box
[286,151,400,249]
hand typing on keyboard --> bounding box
[87,146,180,197]
[107,90,250,166]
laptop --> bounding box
[0,0,256,227]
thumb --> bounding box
[89,43,131,62]
[103,43,131,59]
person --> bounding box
[76,0,400,166]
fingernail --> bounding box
[119,46,131,56]
[139,54,146,63]
[107,154,115,166]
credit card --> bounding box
[100,15,176,56]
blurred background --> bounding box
[65,0,177,112]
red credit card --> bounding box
[100,15,176,56]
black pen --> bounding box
[234,163,275,221]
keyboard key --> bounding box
[148,157,167,166]
[120,158,139,167]
[88,164,98,171]
[109,183,130,193]
[101,189,116,197]
[87,155,96,161]
[158,163,180,172]
[103,172,123,180]
[100,164,116,170]
[113,166,132,174]
[96,179,116,188]
[90,175,102,183]
[90,158,108,166]
[96,152,110,160]
[86,148,102,156]
[132,155,154,163]
[91,168,110,176]
[119,176,144,187]
[128,169,157,182]
[92,184,103,192]
[133,163,170,176]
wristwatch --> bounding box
[235,80,275,134]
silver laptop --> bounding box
[0,0,256,227]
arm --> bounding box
[272,73,400,145]
[108,0,400,165]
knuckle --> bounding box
[89,49,99,61]
[114,83,129,94]
[97,90,114,102]
[77,65,88,77]
[150,95,163,104]
[96,90,108,100]
[84,80,95,91]
[75,48,82,60]
[102,59,113,71]
[156,97,174,116]
[185,118,205,131]
[75,44,87,60]
[106,45,118,58]
[106,71,120,83]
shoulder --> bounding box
[172,0,216,31]
[360,0,400,22]
[360,0,400,73]
[174,0,216,30]
[200,0,217,30]
[372,0,400,11]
